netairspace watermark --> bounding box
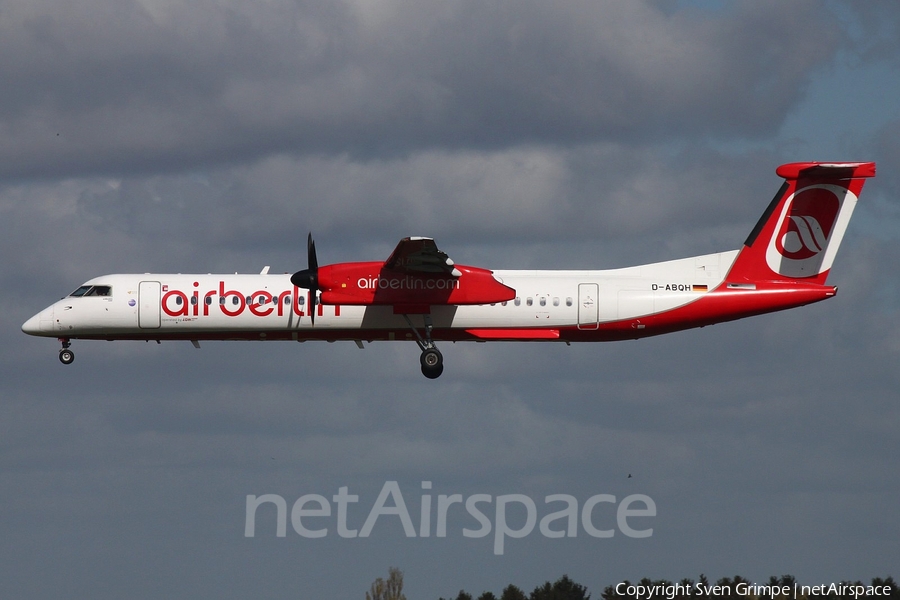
[617,582,895,599]
[244,480,655,555]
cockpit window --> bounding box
[69,285,112,297]
[69,285,92,297]
[85,285,112,297]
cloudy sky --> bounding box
[3,0,899,597]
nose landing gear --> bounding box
[402,314,444,379]
[58,338,74,365]
[420,347,443,379]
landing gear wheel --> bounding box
[420,348,442,368]
[421,362,443,379]
[420,348,443,379]
[59,348,74,365]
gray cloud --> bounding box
[2,0,840,180]
[4,143,778,276]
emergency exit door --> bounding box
[577,283,599,330]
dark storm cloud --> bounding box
[1,0,839,180]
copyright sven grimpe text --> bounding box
[616,582,894,599]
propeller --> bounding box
[290,233,319,325]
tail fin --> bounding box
[726,162,876,285]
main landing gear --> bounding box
[403,314,443,379]
[58,338,74,365]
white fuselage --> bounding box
[23,251,740,342]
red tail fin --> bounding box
[726,162,875,285]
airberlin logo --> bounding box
[774,186,839,260]
[777,215,829,259]
[160,281,323,319]
[357,276,460,291]
[766,183,856,278]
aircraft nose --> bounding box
[21,313,41,335]
[22,306,53,336]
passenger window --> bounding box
[539,297,546,307]
[299,296,305,306]
[514,297,521,306]
[175,296,183,305]
[526,297,533,307]
[501,301,507,306]
[205,297,212,305]
[566,297,573,306]
[553,297,559,306]
[219,297,225,305]
[284,296,291,305]
[190,296,197,305]
[232,297,239,305]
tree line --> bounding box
[439,574,589,600]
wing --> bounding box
[384,237,462,276]
[316,236,516,306]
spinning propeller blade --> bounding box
[290,233,319,325]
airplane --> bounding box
[22,161,875,379]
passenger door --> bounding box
[139,281,161,329]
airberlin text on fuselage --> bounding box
[161,281,319,318]
[357,276,460,291]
